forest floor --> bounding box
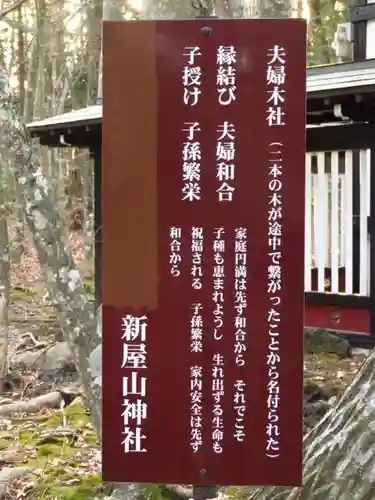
[1,231,106,499]
[1,231,370,499]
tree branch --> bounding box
[0,0,28,20]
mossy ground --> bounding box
[2,401,106,499]
[4,284,105,498]
[9,281,94,325]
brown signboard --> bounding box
[102,18,306,486]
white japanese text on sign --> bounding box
[217,45,237,106]
[191,226,203,290]
[170,227,182,277]
[266,140,284,458]
[121,314,148,454]
[266,45,286,127]
[212,228,225,453]
[234,227,247,442]
[216,122,236,202]
[183,46,202,106]
[182,122,201,202]
[182,46,238,203]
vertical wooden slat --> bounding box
[359,149,369,295]
[344,151,353,294]
[339,174,345,267]
[367,149,371,295]
[352,152,361,294]
[305,154,312,291]
[359,150,368,295]
[316,152,327,292]
[312,171,319,290]
[331,151,339,293]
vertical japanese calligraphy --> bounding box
[191,227,204,290]
[212,228,225,453]
[190,228,204,452]
[190,364,203,452]
[234,228,247,367]
[213,228,225,339]
[169,227,182,277]
[234,379,246,442]
[183,46,202,106]
[233,227,247,443]
[266,45,286,127]
[266,141,284,458]
[121,315,148,454]
[216,121,236,202]
[182,46,202,202]
[217,45,236,106]
[191,302,203,353]
[265,42,288,458]
[212,353,224,453]
[182,122,201,201]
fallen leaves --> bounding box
[304,352,364,398]
[0,399,101,499]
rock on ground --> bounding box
[304,328,351,357]
[10,341,74,371]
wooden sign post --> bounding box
[102,18,306,487]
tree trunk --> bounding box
[86,0,102,106]
[248,348,375,500]
[258,0,291,18]
[0,166,10,393]
[0,70,101,436]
